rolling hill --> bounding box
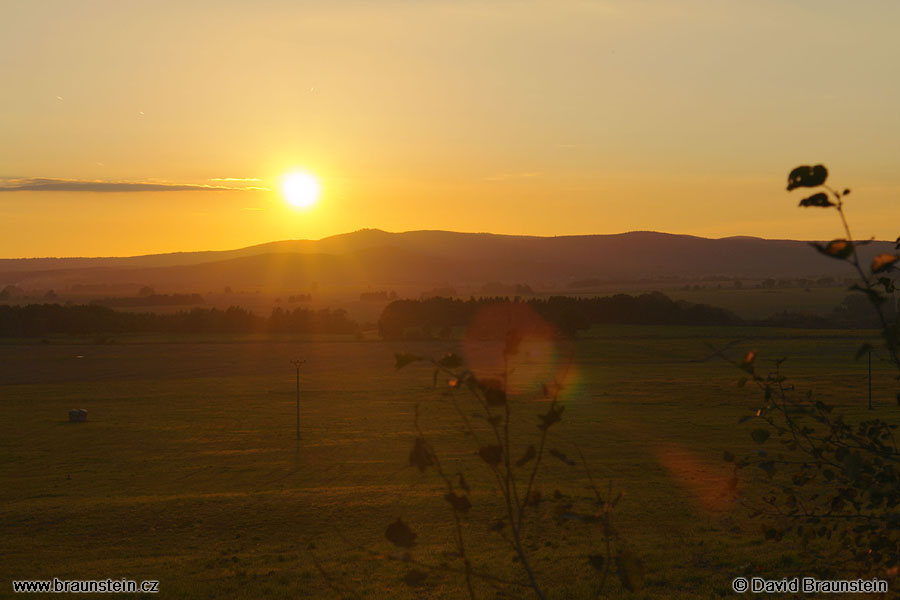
[0,230,893,292]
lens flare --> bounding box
[462,301,579,401]
[655,443,739,512]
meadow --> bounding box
[1,326,894,598]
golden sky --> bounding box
[2,0,899,257]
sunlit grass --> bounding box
[0,328,892,598]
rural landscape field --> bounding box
[2,321,897,598]
[4,1,900,598]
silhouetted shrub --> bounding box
[725,165,899,582]
[389,331,636,597]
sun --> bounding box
[282,172,320,208]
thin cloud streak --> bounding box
[0,178,269,193]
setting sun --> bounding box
[5,3,900,597]
[282,172,320,209]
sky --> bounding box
[2,0,899,257]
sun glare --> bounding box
[282,172,320,209]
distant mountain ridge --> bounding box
[0,229,893,290]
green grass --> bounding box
[663,286,849,319]
[560,284,850,319]
[0,327,895,598]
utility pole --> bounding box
[868,350,872,410]
[291,359,306,439]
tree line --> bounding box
[377,292,896,339]
[377,293,741,339]
[0,304,357,336]
[1,291,892,338]
[90,293,205,308]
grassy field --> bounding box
[663,287,850,319]
[1,326,896,598]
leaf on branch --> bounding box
[871,253,898,273]
[541,381,565,398]
[751,428,770,444]
[395,352,423,369]
[842,452,863,479]
[478,378,507,406]
[478,445,503,466]
[798,192,835,208]
[444,492,472,514]
[843,188,851,196]
[830,496,844,512]
[810,239,853,260]
[877,277,896,293]
[615,548,645,592]
[385,518,417,548]
[786,164,828,191]
[403,569,428,587]
[437,353,463,369]
[741,350,756,374]
[409,437,434,472]
[538,405,565,431]
[549,448,576,466]
[516,444,537,467]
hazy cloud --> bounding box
[0,178,269,192]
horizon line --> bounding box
[0,228,855,261]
